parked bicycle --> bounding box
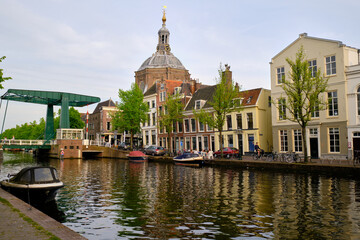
[252,149,264,160]
[265,152,279,162]
[284,152,300,163]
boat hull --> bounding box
[1,181,64,203]
[173,159,204,167]
[128,156,148,163]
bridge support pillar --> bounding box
[45,104,54,140]
[60,94,70,129]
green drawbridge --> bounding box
[1,89,100,141]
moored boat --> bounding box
[0,166,64,203]
[173,153,204,167]
[128,151,148,162]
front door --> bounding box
[238,134,243,156]
[310,138,318,159]
[353,138,360,159]
[248,134,254,152]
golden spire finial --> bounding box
[162,6,167,24]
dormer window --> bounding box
[232,98,243,107]
[195,100,206,109]
[174,87,181,95]
[246,96,253,104]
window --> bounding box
[227,115,232,130]
[151,130,156,145]
[280,130,288,152]
[199,121,204,132]
[147,101,150,109]
[173,121,177,133]
[191,119,196,132]
[236,114,242,129]
[326,55,336,75]
[277,67,285,84]
[178,122,183,132]
[247,113,253,129]
[174,87,181,95]
[278,98,286,120]
[152,100,156,108]
[160,92,166,102]
[161,83,164,90]
[328,91,338,116]
[152,113,156,126]
[204,136,208,150]
[184,119,190,132]
[107,122,111,131]
[232,98,241,107]
[147,114,151,126]
[195,100,201,109]
[311,100,320,118]
[228,134,233,147]
[308,59,317,78]
[246,96,253,104]
[207,124,213,131]
[268,96,271,107]
[329,128,340,152]
[186,137,190,150]
[192,137,197,150]
[294,129,302,152]
[145,131,149,145]
[357,87,360,115]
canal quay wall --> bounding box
[0,188,86,240]
[46,145,360,177]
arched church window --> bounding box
[165,35,167,44]
[162,35,164,44]
[357,86,360,115]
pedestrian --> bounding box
[201,149,206,159]
[207,149,214,160]
[60,148,65,161]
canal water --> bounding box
[1,151,360,239]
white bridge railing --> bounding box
[1,139,53,146]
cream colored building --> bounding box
[270,33,359,160]
[346,63,360,159]
[214,88,272,155]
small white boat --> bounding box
[173,153,204,167]
[1,166,64,203]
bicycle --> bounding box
[284,152,300,163]
[252,149,264,160]
[266,152,279,162]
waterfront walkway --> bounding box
[0,188,86,240]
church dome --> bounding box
[138,52,186,71]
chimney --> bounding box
[190,79,196,94]
[223,64,232,86]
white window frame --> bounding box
[293,129,302,152]
[329,127,340,153]
[279,130,288,152]
[308,59,317,78]
[277,66,285,84]
[328,91,338,116]
[326,55,336,76]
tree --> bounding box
[158,93,184,155]
[194,64,242,158]
[0,56,12,89]
[275,46,328,163]
[112,83,149,150]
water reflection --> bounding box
[1,151,360,239]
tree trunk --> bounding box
[130,131,134,151]
[219,130,223,158]
[301,126,308,163]
[167,132,172,156]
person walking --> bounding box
[207,149,214,160]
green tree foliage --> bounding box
[275,46,328,162]
[0,56,12,89]
[158,93,184,154]
[2,107,84,140]
[194,64,242,157]
[112,83,149,150]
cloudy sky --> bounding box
[0,0,359,131]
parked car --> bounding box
[144,145,167,156]
[214,147,239,158]
[118,142,130,150]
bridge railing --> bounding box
[1,139,50,146]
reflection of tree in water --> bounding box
[113,162,149,238]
